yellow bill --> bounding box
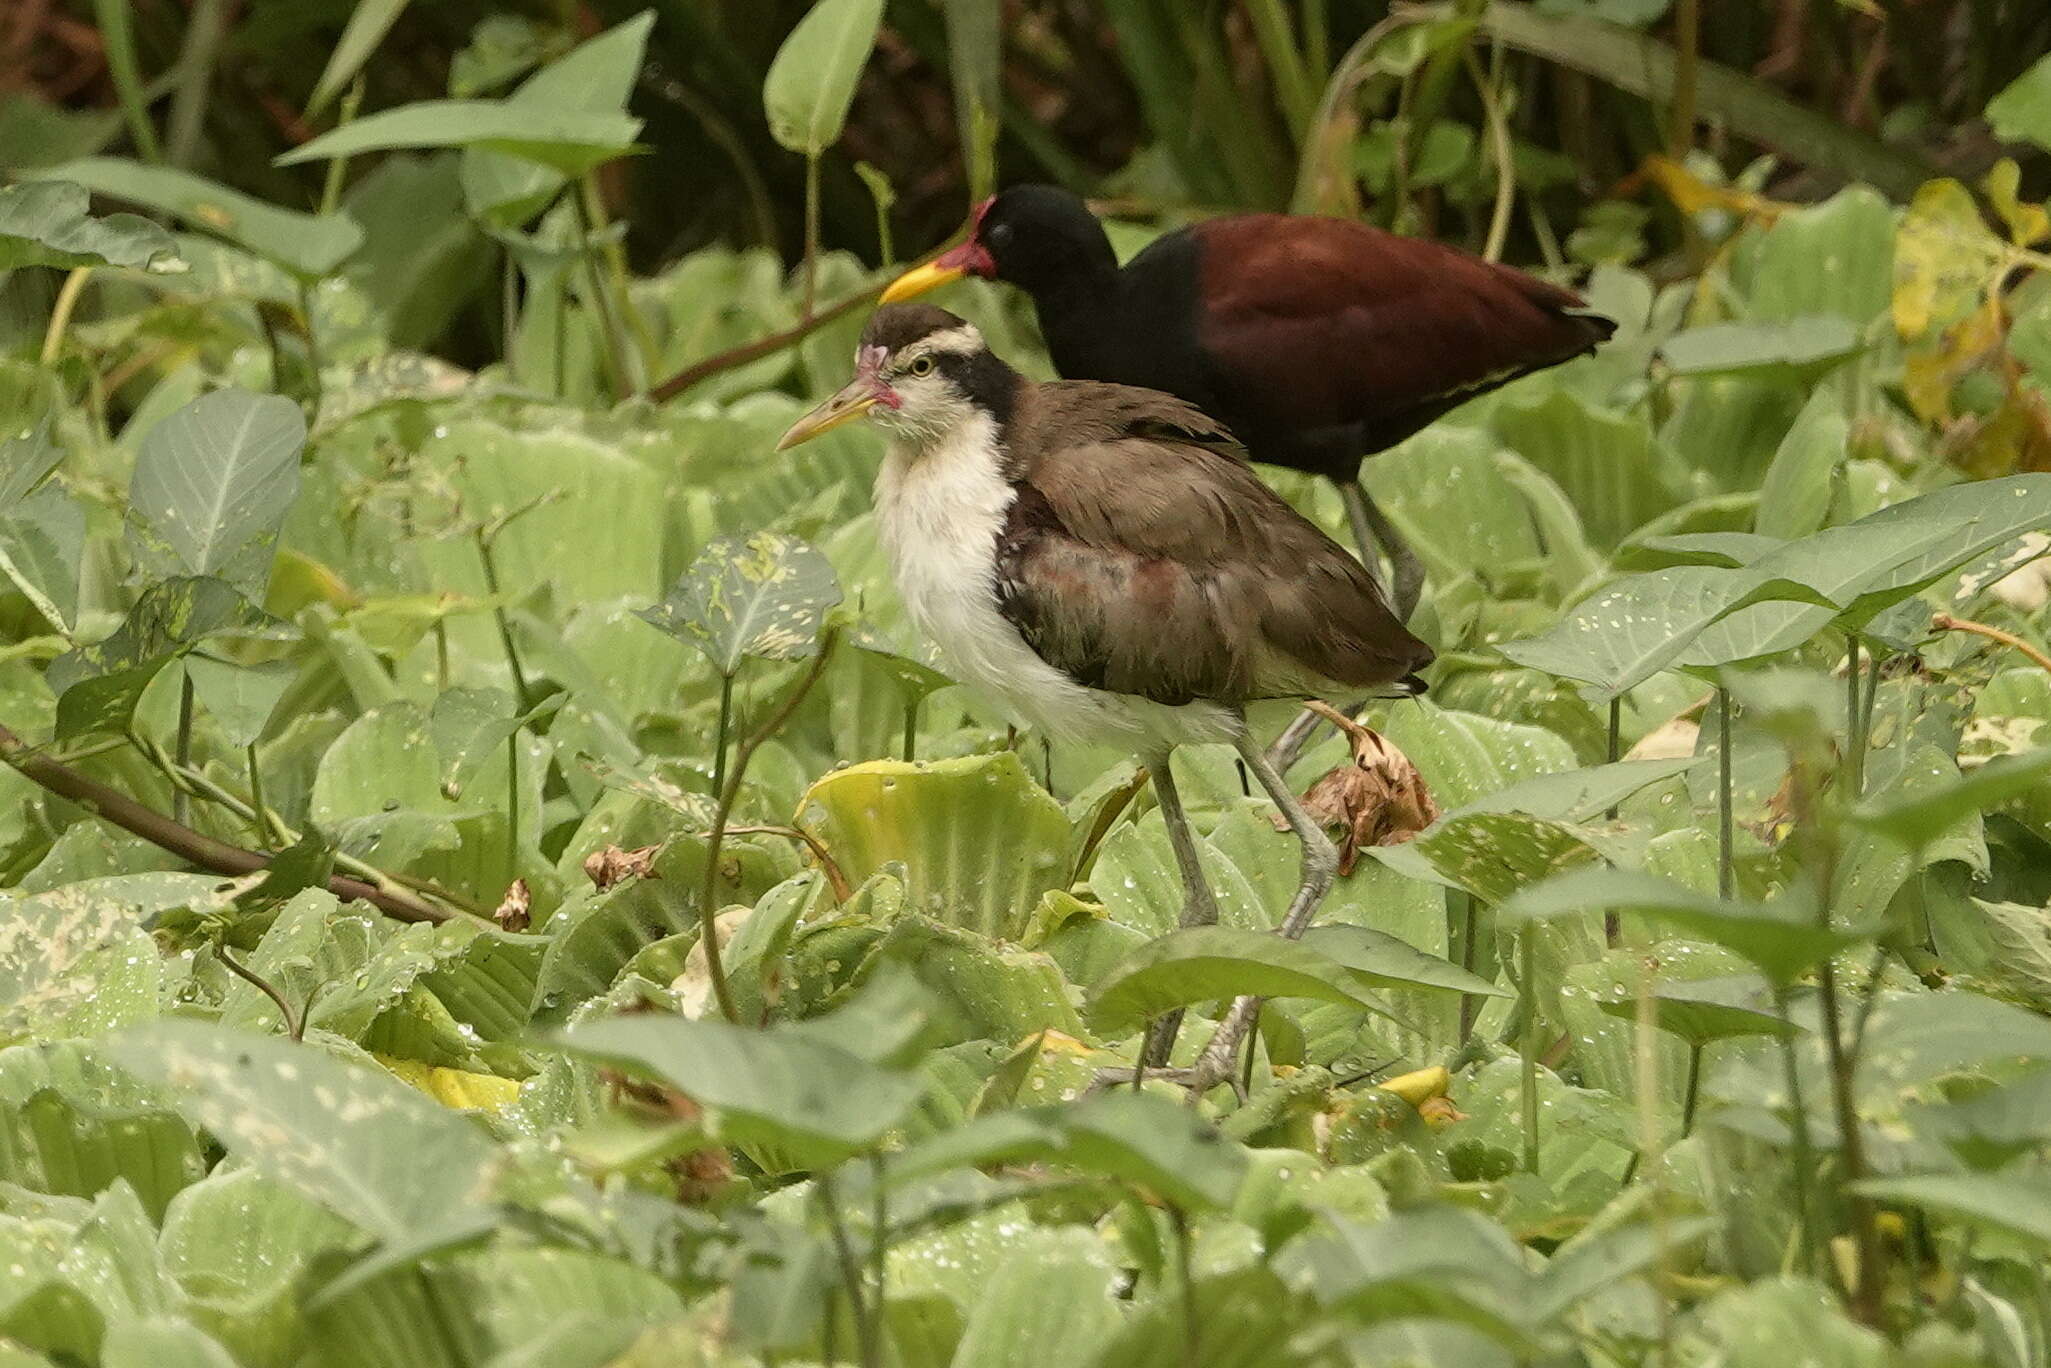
[776,378,881,450]
[880,259,968,305]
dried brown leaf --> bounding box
[492,877,531,932]
[583,843,661,891]
[1279,723,1438,875]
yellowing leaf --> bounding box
[1893,179,2011,340]
[1902,294,2006,424]
[376,1054,522,1111]
[1639,155,1788,225]
[1985,159,2051,247]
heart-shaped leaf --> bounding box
[762,0,885,156]
[636,531,841,677]
[126,388,306,602]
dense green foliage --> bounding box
[5,3,2051,1366]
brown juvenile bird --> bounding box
[882,185,1617,617]
[778,303,1434,1075]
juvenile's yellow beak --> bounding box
[880,259,967,305]
[776,377,882,450]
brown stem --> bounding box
[1932,612,2051,675]
[0,722,450,923]
[650,281,883,403]
[217,943,304,1041]
[698,636,839,1024]
[722,824,852,901]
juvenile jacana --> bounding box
[778,303,1434,1077]
[881,185,1618,618]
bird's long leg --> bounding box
[1181,728,1342,1097]
[1341,479,1424,622]
[1138,746,1220,1070]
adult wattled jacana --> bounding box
[882,184,1618,618]
[778,303,1434,1086]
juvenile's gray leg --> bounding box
[1138,747,1220,1070]
[1342,479,1424,622]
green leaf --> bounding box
[1498,565,1835,697]
[428,686,563,801]
[636,531,841,677]
[1755,391,1847,540]
[1658,318,1862,380]
[1451,757,1702,824]
[30,159,363,279]
[0,484,84,634]
[1856,1173,2051,1247]
[100,1320,239,1368]
[1406,811,1601,903]
[1492,389,1679,548]
[1912,1068,2051,1168]
[762,0,886,155]
[46,576,279,739]
[126,388,305,601]
[1299,924,1512,999]
[1848,749,2051,852]
[181,654,295,749]
[1986,53,2051,152]
[795,752,1072,940]
[557,1014,924,1165]
[0,416,62,513]
[0,181,182,273]
[1594,975,1797,1047]
[277,100,642,176]
[307,0,414,117]
[1085,926,1375,1036]
[1502,867,1852,983]
[950,1229,1119,1368]
[888,1090,1249,1211]
[0,874,238,1020]
[108,1022,501,1247]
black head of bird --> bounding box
[780,303,1434,1081]
[882,184,1618,621]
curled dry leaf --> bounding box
[1278,717,1437,874]
[599,1069,735,1203]
[583,843,661,891]
[492,877,532,931]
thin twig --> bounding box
[650,279,885,402]
[699,636,839,1024]
[817,1172,879,1368]
[0,722,449,923]
[722,824,852,901]
[1932,612,2051,675]
[217,943,303,1041]
[1464,45,1515,263]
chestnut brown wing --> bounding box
[1190,215,1613,436]
[995,383,1433,705]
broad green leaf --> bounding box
[100,1320,239,1368]
[1856,1173,2051,1247]
[181,654,296,749]
[277,100,642,176]
[1658,318,1862,380]
[0,874,236,1022]
[30,159,362,278]
[1986,54,2051,152]
[126,389,305,601]
[1407,811,1600,904]
[1498,565,1834,697]
[950,1229,1119,1368]
[1687,474,2051,663]
[1493,389,1679,548]
[0,1041,206,1218]
[1085,926,1376,1036]
[1848,749,2051,852]
[887,1090,1248,1210]
[1084,1267,1310,1368]
[558,1014,924,1165]
[0,484,84,633]
[1501,867,1850,983]
[46,577,278,739]
[942,0,1003,198]
[870,916,1086,1044]
[795,752,1071,940]
[1379,701,1578,808]
[159,1167,356,1363]
[1278,1204,1534,1346]
[1450,757,1701,824]
[428,686,563,800]
[308,0,414,117]
[1754,393,1846,541]
[1299,924,1511,999]
[0,181,182,273]
[0,415,62,512]
[1741,186,1896,325]
[762,0,885,155]
[459,13,656,226]
[636,531,840,676]
[1697,1276,1889,1368]
[1594,975,1797,1047]
[1912,1068,2051,1168]
[109,1023,501,1247]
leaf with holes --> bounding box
[636,531,840,677]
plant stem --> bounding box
[317,81,365,217]
[297,281,325,410]
[40,268,93,366]
[817,1173,878,1368]
[1717,687,1734,901]
[1464,45,1515,262]
[901,699,918,763]
[720,825,852,901]
[1772,983,1823,1281]
[92,0,164,163]
[501,250,521,385]
[1520,926,1540,1173]
[0,722,449,923]
[713,673,735,798]
[1606,695,1622,945]
[1668,0,1701,157]
[1457,890,1479,1045]
[1681,1043,1703,1136]
[474,530,531,706]
[1169,1204,1202,1365]
[868,1153,888,1322]
[1932,611,2051,674]
[1845,636,1865,796]
[802,153,823,319]
[217,943,303,1041]
[504,730,520,889]
[166,0,231,168]
[173,670,195,826]
[651,277,886,402]
[571,187,634,401]
[245,743,272,847]
[700,638,838,1024]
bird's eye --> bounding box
[906,355,936,377]
[987,222,1012,246]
